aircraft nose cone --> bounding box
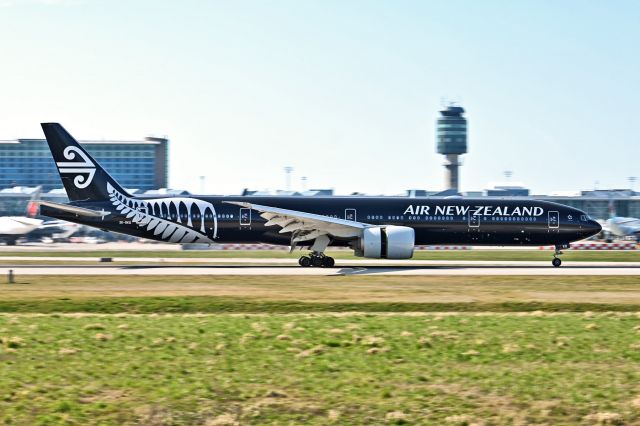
[589,220,602,235]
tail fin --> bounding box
[26,185,42,217]
[41,123,132,202]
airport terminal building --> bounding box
[0,136,168,192]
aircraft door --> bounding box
[468,214,480,228]
[548,211,559,229]
[239,208,251,226]
[345,209,357,221]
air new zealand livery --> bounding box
[37,123,601,267]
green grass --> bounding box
[0,249,638,261]
[1,313,640,424]
[2,274,639,424]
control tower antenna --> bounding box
[436,104,468,192]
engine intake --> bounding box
[355,225,415,259]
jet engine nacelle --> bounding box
[355,225,415,259]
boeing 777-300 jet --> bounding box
[35,123,601,267]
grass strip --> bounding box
[1,297,640,313]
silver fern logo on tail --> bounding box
[107,183,218,243]
[55,146,96,189]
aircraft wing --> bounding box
[223,201,367,245]
[9,217,43,227]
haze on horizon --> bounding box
[0,0,638,195]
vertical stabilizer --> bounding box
[41,123,132,202]
[26,186,42,217]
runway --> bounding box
[1,261,639,276]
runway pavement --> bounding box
[1,261,638,276]
[2,256,640,266]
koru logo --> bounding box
[56,146,96,189]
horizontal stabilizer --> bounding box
[33,201,108,218]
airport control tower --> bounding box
[436,105,467,192]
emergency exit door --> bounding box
[548,211,559,229]
[240,208,251,226]
[345,209,357,221]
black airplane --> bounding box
[36,123,601,267]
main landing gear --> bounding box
[552,243,569,267]
[296,235,335,268]
[298,252,335,268]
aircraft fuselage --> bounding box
[41,195,600,247]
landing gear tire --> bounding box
[552,244,567,268]
[299,253,335,268]
[298,256,311,267]
[321,256,335,268]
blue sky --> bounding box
[0,0,638,194]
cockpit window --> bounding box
[580,215,587,221]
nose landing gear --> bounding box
[298,252,335,268]
[552,243,569,267]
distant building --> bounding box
[241,189,334,197]
[406,189,431,197]
[485,184,530,197]
[0,186,191,217]
[0,186,68,217]
[538,189,640,219]
[0,136,169,192]
[402,187,639,220]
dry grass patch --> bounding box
[385,410,409,424]
[366,347,390,355]
[94,333,113,341]
[296,345,325,358]
[205,413,239,426]
[445,414,479,425]
[501,343,521,354]
[3,275,640,309]
[361,336,385,347]
[583,412,624,425]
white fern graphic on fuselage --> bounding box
[107,183,217,243]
